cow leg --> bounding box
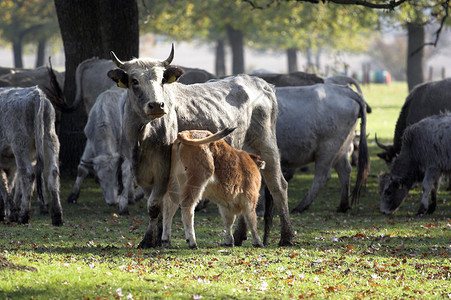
[218,206,236,247]
[418,170,439,215]
[334,155,352,213]
[427,176,440,214]
[251,136,294,246]
[138,188,165,249]
[36,171,49,215]
[15,164,34,225]
[292,158,332,214]
[0,170,9,221]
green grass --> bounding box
[0,82,449,299]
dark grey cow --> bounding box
[376,78,451,163]
[107,45,294,248]
[67,87,135,213]
[378,114,451,215]
[0,86,62,225]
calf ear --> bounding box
[163,66,185,84]
[107,69,129,88]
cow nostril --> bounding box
[148,102,154,110]
[160,102,164,109]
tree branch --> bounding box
[410,0,449,56]
[243,0,408,10]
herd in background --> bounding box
[0,45,449,249]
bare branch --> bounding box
[410,0,450,56]
[243,0,408,10]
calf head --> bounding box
[378,172,409,214]
[107,44,184,120]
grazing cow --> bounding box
[378,114,451,215]
[66,87,135,213]
[267,84,369,211]
[107,45,294,248]
[376,78,451,163]
[0,86,62,225]
[161,128,265,249]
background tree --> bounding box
[54,0,139,177]
[0,0,59,68]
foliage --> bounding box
[0,0,59,45]
[0,83,450,299]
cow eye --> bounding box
[131,79,139,86]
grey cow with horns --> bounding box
[107,44,294,248]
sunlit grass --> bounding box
[0,82,449,299]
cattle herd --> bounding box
[0,45,449,249]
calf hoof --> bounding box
[417,204,426,216]
[119,208,130,216]
[66,193,78,204]
[336,205,350,213]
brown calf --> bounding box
[161,128,265,249]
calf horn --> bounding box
[110,51,125,69]
[375,133,389,150]
[163,43,174,67]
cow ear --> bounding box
[108,69,129,88]
[163,66,185,84]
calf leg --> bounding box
[242,204,263,248]
[218,206,236,247]
[0,170,9,221]
[16,165,34,225]
[161,177,181,248]
[418,171,440,215]
[334,155,352,213]
[67,163,90,204]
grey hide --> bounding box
[67,87,135,212]
[0,86,62,225]
[378,114,451,215]
[108,46,294,248]
[273,85,369,214]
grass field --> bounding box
[0,82,449,299]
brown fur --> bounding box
[161,129,264,248]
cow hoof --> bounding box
[253,242,264,248]
[278,239,293,247]
[188,243,198,250]
[18,215,30,225]
[137,240,154,249]
[66,193,78,204]
[417,204,426,216]
[52,217,63,226]
[221,242,234,247]
[336,205,350,213]
[427,203,436,214]
[291,205,308,214]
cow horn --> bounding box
[110,51,125,69]
[375,133,389,150]
[163,43,174,67]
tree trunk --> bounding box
[287,48,298,73]
[215,39,226,77]
[226,25,244,75]
[12,40,23,68]
[54,0,139,177]
[406,22,424,92]
[35,38,46,68]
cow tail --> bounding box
[351,93,370,206]
[34,89,47,203]
[116,156,124,196]
[263,186,274,246]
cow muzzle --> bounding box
[147,101,166,119]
